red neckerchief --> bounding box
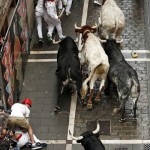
[16,134,22,141]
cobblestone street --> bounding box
[19,0,150,149]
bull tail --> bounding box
[131,79,140,119]
[131,78,140,102]
[65,64,71,79]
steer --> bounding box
[102,38,140,122]
[99,0,125,40]
[75,24,109,109]
[55,36,82,112]
[69,123,105,150]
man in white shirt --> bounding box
[43,0,66,42]
[8,98,42,150]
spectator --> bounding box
[8,98,42,150]
[43,0,66,42]
[35,0,44,44]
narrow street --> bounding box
[20,0,150,150]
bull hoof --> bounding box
[87,103,93,110]
[94,98,101,104]
[81,100,87,106]
[119,118,125,123]
[54,106,60,113]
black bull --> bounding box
[54,36,82,112]
[69,123,105,150]
[102,39,140,122]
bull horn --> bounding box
[92,122,100,134]
[116,38,123,43]
[74,23,82,30]
[92,22,98,29]
[98,37,106,43]
[69,130,83,141]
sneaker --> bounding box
[59,35,66,40]
[36,142,42,147]
[25,142,32,148]
[47,35,53,42]
[31,143,42,150]
[36,142,47,148]
[38,38,44,46]
[39,38,44,43]
[41,143,47,147]
[66,12,71,16]
[94,0,101,6]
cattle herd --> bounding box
[55,0,140,149]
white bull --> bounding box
[75,24,109,109]
[99,0,125,40]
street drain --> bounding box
[145,144,150,150]
[87,120,111,135]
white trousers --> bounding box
[58,0,73,13]
[35,11,43,39]
[65,0,73,13]
[44,12,64,38]
[57,0,63,10]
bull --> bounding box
[75,24,109,110]
[55,36,82,112]
[102,38,140,122]
[69,123,105,150]
[99,0,125,40]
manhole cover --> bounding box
[87,120,111,135]
[145,144,150,150]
